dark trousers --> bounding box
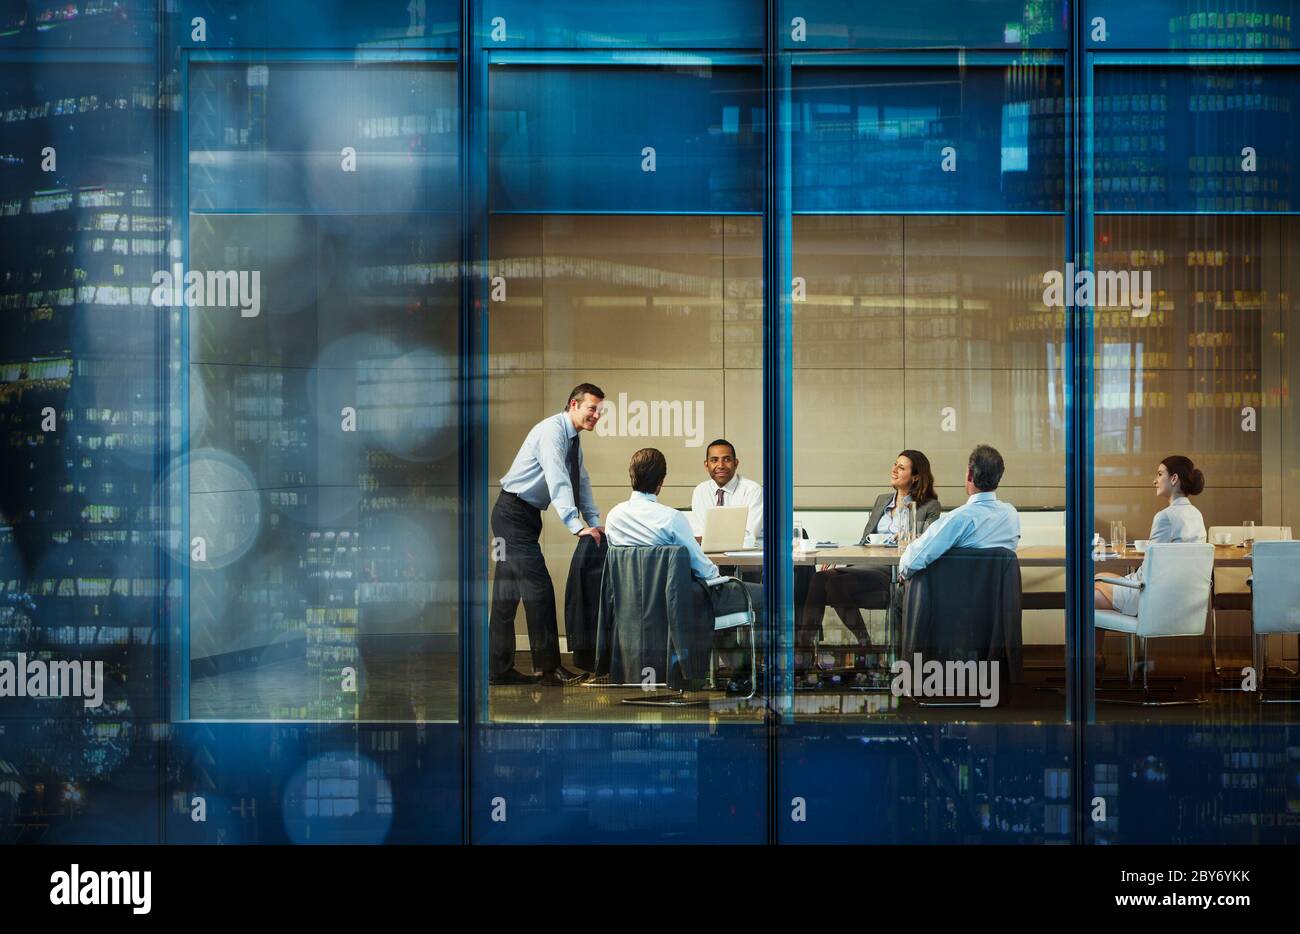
[489,491,561,676]
[711,581,766,673]
[796,565,892,648]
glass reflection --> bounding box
[185,62,459,721]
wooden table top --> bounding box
[706,543,1255,569]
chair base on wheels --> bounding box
[620,690,708,707]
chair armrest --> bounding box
[1097,577,1143,590]
[704,576,756,629]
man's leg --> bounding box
[497,497,562,674]
[517,556,561,673]
[488,494,525,678]
[489,492,562,677]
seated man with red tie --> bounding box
[688,439,763,546]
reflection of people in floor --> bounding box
[796,450,940,653]
[1094,454,1206,616]
[606,448,764,690]
[488,383,605,687]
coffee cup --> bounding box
[866,533,892,546]
[1134,539,1148,553]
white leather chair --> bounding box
[1250,541,1300,704]
[1094,542,1214,705]
[1207,525,1292,676]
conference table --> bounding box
[702,543,1255,685]
[707,543,1256,570]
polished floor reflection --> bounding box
[192,638,458,721]
[474,640,1300,724]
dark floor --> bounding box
[190,629,1300,724]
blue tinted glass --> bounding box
[479,0,761,48]
[189,62,458,213]
[1094,67,1298,213]
[783,0,1067,49]
[793,66,1064,212]
[490,65,763,213]
[1084,0,1300,50]
[175,0,460,48]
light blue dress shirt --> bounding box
[875,492,914,538]
[500,412,599,534]
[898,491,1021,580]
[605,491,721,581]
[1108,495,1207,615]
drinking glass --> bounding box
[896,502,916,548]
[1110,521,1126,555]
[1243,520,1255,545]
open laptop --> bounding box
[700,505,750,552]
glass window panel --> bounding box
[185,62,459,723]
[1088,62,1300,844]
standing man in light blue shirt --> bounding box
[490,383,605,686]
[898,444,1020,581]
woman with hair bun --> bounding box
[1094,454,1207,616]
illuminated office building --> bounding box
[0,0,1298,846]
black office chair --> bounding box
[899,547,1024,706]
[592,545,755,706]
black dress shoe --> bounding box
[538,665,585,686]
[489,668,539,686]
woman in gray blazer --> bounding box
[797,450,941,654]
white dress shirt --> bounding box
[689,473,764,544]
[606,491,721,581]
[500,412,599,534]
[898,491,1021,580]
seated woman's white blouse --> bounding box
[1109,496,1207,615]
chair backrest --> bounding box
[599,545,710,685]
[1207,525,1291,546]
[1135,543,1214,638]
[601,545,691,619]
[1250,541,1300,635]
[904,547,1023,680]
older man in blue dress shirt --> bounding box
[489,383,606,686]
[897,444,1020,582]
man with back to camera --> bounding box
[607,448,723,583]
[688,439,763,546]
[605,448,765,688]
[489,383,605,686]
[896,444,1020,582]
